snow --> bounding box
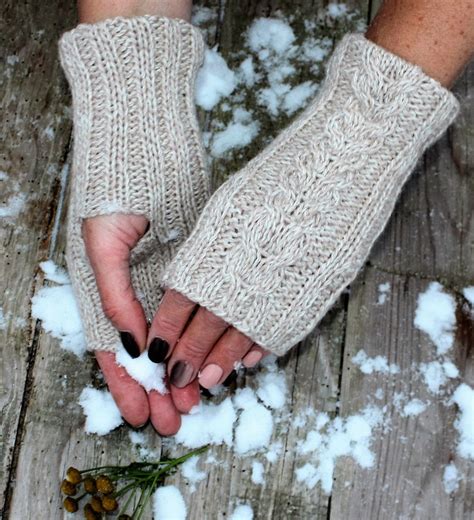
[327,3,349,17]
[443,462,461,494]
[195,48,236,110]
[377,282,390,305]
[181,455,206,491]
[419,361,458,395]
[463,286,474,306]
[352,350,400,375]
[230,504,254,520]
[0,307,6,330]
[153,485,187,520]
[0,193,26,218]
[255,369,287,410]
[175,397,236,448]
[401,399,427,417]
[235,398,273,454]
[79,387,123,435]
[247,18,295,55]
[115,344,167,394]
[251,461,265,484]
[414,282,456,355]
[31,262,86,358]
[210,114,260,157]
[296,406,383,494]
[282,81,318,115]
[451,384,474,460]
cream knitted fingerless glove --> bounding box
[162,34,459,356]
[59,16,209,352]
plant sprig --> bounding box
[61,446,208,519]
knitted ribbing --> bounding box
[162,34,459,356]
[59,16,209,352]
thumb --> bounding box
[83,214,149,357]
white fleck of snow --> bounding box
[44,125,55,140]
[175,397,236,448]
[352,349,400,375]
[327,3,349,17]
[7,55,19,66]
[414,282,456,355]
[181,455,206,491]
[0,193,26,218]
[282,81,317,115]
[247,18,295,55]
[39,260,70,284]
[451,384,474,460]
[79,387,123,435]
[251,461,265,485]
[265,441,283,463]
[153,485,187,520]
[443,462,461,493]
[256,370,287,410]
[374,388,384,400]
[129,431,146,445]
[0,308,6,330]
[115,344,167,394]
[210,108,260,157]
[401,399,427,417]
[419,361,458,395]
[208,384,225,396]
[191,5,216,26]
[196,48,236,110]
[463,286,474,306]
[31,263,86,358]
[377,282,391,305]
[0,171,8,181]
[230,504,254,520]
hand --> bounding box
[83,214,200,434]
[147,289,269,389]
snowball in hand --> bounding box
[115,344,167,394]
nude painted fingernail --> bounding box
[170,361,194,388]
[198,364,223,389]
[243,351,263,368]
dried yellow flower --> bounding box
[90,495,104,513]
[101,495,118,512]
[60,479,77,496]
[63,497,78,513]
[83,477,97,494]
[96,475,114,494]
[65,467,82,484]
[83,503,99,520]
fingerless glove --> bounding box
[59,16,209,351]
[162,34,459,356]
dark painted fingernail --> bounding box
[170,361,194,388]
[120,331,140,359]
[223,370,238,387]
[148,337,169,363]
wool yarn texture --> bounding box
[59,16,210,352]
[163,34,459,356]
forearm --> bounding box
[366,0,474,87]
[77,0,192,24]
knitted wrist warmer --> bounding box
[59,16,209,352]
[162,34,459,356]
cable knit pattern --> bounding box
[59,16,209,352]
[162,34,459,356]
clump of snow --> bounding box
[191,5,216,26]
[175,397,236,448]
[256,369,287,410]
[282,81,318,115]
[463,286,474,306]
[230,504,254,520]
[247,18,295,55]
[401,399,427,417]
[195,49,236,110]
[419,361,459,395]
[181,455,206,491]
[31,261,86,357]
[443,462,461,494]
[327,2,349,17]
[210,108,260,157]
[352,350,400,375]
[115,345,167,394]
[79,387,123,435]
[153,485,187,520]
[0,193,26,218]
[377,282,390,305]
[251,461,265,484]
[295,406,384,494]
[451,384,474,460]
[265,441,283,463]
[414,282,456,355]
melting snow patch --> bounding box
[443,462,461,494]
[463,286,474,306]
[401,399,427,417]
[0,193,26,218]
[377,282,390,305]
[451,384,474,460]
[251,461,265,485]
[79,387,123,435]
[153,485,187,520]
[230,504,254,520]
[181,455,206,492]
[419,361,459,395]
[352,350,400,375]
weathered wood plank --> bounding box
[0,0,75,511]
[330,267,473,519]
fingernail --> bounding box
[120,331,140,358]
[170,361,194,388]
[243,351,263,368]
[223,370,238,387]
[198,364,223,389]
[148,337,169,363]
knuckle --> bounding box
[154,314,183,338]
[180,339,210,359]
